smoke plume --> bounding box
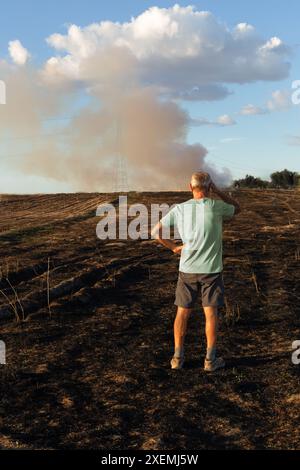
[0,48,231,192]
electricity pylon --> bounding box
[113,119,129,193]
[114,154,129,193]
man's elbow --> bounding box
[151,223,161,240]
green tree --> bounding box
[234,175,269,188]
[270,169,298,188]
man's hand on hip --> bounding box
[173,245,184,255]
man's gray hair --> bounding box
[191,172,212,191]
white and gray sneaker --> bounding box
[170,356,185,370]
[204,357,225,372]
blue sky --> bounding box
[0,1,299,192]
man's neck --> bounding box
[192,191,208,200]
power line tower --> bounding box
[113,120,129,193]
[114,154,129,193]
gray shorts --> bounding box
[175,271,225,308]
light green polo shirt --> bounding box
[160,198,235,274]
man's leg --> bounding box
[172,272,197,369]
[203,306,218,361]
[203,306,225,371]
[174,306,192,358]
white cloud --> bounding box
[240,90,292,116]
[286,135,300,146]
[191,114,236,127]
[240,104,267,115]
[234,23,255,35]
[217,114,236,126]
[41,5,291,100]
[267,90,291,111]
[8,40,30,66]
[221,137,243,144]
[170,84,232,102]
[259,37,287,54]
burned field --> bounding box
[0,190,299,450]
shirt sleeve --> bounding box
[160,206,177,228]
[221,201,235,220]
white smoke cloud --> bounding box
[1,56,227,191]
[8,40,30,66]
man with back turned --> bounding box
[152,172,241,371]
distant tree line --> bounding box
[233,169,299,189]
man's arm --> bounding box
[210,182,241,215]
[151,222,184,255]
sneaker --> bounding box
[204,357,225,372]
[170,356,184,370]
